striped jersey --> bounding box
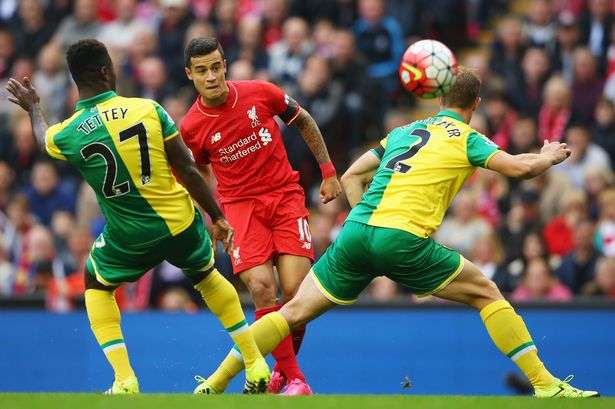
[347,110,500,238]
[45,91,195,246]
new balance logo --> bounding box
[259,127,272,145]
[211,132,221,144]
[247,106,260,128]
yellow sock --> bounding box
[480,300,554,388]
[195,270,262,368]
[207,312,290,392]
[85,289,135,381]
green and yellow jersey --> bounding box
[347,110,500,238]
[45,91,195,246]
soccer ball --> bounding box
[398,39,458,99]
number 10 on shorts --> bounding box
[297,217,312,249]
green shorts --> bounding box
[87,209,214,286]
[311,221,463,304]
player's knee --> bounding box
[470,278,503,310]
[245,279,278,306]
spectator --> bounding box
[556,219,601,293]
[470,231,506,283]
[261,0,289,49]
[367,276,401,301]
[571,47,605,124]
[353,0,404,133]
[268,16,314,90]
[52,0,101,52]
[553,124,611,189]
[498,189,544,263]
[0,160,15,211]
[508,47,550,118]
[512,258,573,302]
[581,256,615,297]
[158,287,198,312]
[583,164,615,220]
[507,116,539,156]
[591,97,615,164]
[523,0,556,47]
[0,28,16,80]
[579,0,614,73]
[97,0,150,57]
[595,188,615,257]
[9,0,57,60]
[32,43,69,125]
[543,189,588,256]
[156,0,194,89]
[23,160,75,227]
[225,16,269,77]
[483,83,517,150]
[9,114,42,187]
[538,75,574,143]
[435,189,493,258]
[209,0,238,53]
[330,28,371,150]
[549,11,582,83]
[2,194,33,294]
[136,56,174,102]
[489,16,526,89]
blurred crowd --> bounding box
[0,0,614,312]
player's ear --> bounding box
[223,59,227,75]
[472,97,481,111]
[185,67,193,81]
[438,96,443,109]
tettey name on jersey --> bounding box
[218,127,271,164]
[77,107,128,135]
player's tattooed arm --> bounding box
[293,108,342,203]
[293,108,332,165]
[5,77,49,147]
[341,150,381,208]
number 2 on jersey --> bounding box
[384,128,431,174]
[80,122,152,198]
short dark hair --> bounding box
[441,66,482,110]
[184,37,225,68]
[66,39,112,86]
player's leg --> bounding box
[202,220,373,394]
[268,189,314,393]
[435,258,599,398]
[270,254,312,394]
[165,209,269,393]
[85,234,142,394]
[204,272,337,394]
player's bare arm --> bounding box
[6,77,49,146]
[197,163,214,185]
[165,135,234,254]
[292,108,342,203]
[488,140,571,179]
[340,150,381,208]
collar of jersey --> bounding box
[196,81,238,116]
[76,91,117,110]
[436,110,464,123]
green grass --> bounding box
[0,394,612,409]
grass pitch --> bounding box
[1,394,612,409]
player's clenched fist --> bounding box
[320,176,342,204]
[540,140,572,165]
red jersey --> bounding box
[181,80,301,199]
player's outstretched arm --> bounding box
[292,108,342,203]
[340,150,381,208]
[5,77,49,148]
[488,140,571,179]
[165,135,234,254]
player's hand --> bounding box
[211,218,234,255]
[6,77,40,112]
[320,176,342,204]
[540,139,571,165]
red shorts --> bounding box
[221,185,314,274]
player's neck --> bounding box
[442,107,472,124]
[79,86,114,101]
[200,82,230,108]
